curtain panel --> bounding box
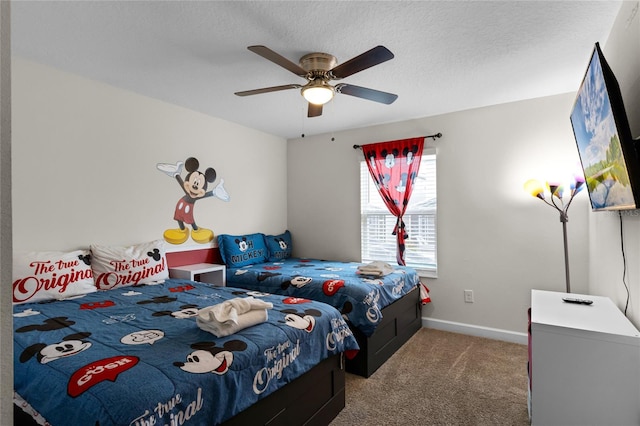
[361,137,425,265]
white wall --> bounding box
[289,2,640,334]
[288,92,589,336]
[587,1,640,328]
[12,58,288,252]
[7,58,288,423]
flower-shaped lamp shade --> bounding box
[571,175,585,195]
[552,184,565,199]
[524,179,546,200]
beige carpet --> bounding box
[331,328,530,425]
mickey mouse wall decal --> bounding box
[157,157,230,244]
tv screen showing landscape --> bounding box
[570,45,637,211]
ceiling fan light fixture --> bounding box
[237,45,397,117]
[302,80,334,105]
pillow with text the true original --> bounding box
[90,240,168,290]
[265,230,293,261]
[217,233,269,268]
[13,250,96,305]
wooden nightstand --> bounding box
[169,263,226,287]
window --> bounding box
[360,149,437,276]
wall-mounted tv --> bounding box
[570,42,640,211]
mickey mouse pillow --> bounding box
[264,230,292,261]
[217,233,269,268]
[13,249,96,304]
[90,240,169,290]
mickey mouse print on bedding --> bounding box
[224,258,421,337]
[13,279,358,426]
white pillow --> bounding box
[13,250,96,304]
[90,240,169,290]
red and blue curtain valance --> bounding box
[361,136,425,266]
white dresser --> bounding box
[530,289,640,426]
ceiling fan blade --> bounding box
[308,103,323,117]
[235,84,302,97]
[247,45,308,77]
[329,46,394,79]
[336,84,398,104]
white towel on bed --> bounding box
[197,297,273,337]
[357,260,394,277]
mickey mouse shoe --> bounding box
[191,228,214,244]
[164,228,189,245]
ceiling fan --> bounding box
[234,45,398,117]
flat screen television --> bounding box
[570,42,640,211]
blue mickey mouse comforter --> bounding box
[225,258,420,337]
[13,279,359,426]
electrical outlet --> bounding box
[464,289,474,303]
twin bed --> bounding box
[224,257,423,377]
[218,231,425,378]
[14,281,358,425]
[13,242,359,426]
[13,232,427,425]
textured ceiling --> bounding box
[11,1,623,139]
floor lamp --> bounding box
[524,177,584,293]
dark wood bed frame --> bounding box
[346,285,422,377]
[224,353,345,425]
[14,353,346,426]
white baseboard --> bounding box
[422,317,528,345]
